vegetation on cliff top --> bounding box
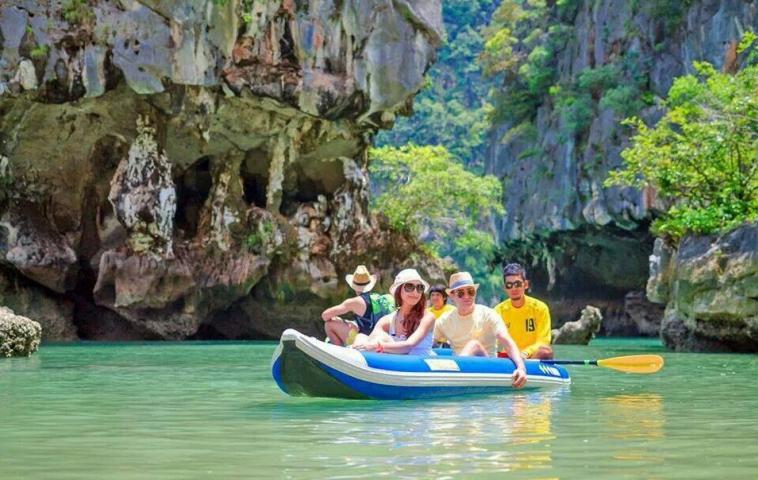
[376,0,497,169]
[607,56,758,241]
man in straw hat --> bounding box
[434,271,527,388]
[321,265,395,346]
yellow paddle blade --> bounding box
[597,355,664,374]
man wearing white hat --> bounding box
[321,265,395,346]
[434,271,527,388]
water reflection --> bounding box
[267,389,568,477]
[600,393,665,464]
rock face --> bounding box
[0,306,42,357]
[0,0,444,339]
[649,223,758,352]
[552,305,602,345]
[485,0,756,333]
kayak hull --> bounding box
[271,329,570,400]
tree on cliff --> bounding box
[369,144,504,300]
[606,56,758,240]
[375,0,497,169]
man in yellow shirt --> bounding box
[494,263,554,360]
[427,284,456,319]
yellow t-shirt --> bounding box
[433,305,507,356]
[427,304,456,319]
[494,295,551,358]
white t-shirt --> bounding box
[433,304,508,356]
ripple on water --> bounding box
[1,340,758,479]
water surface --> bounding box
[1,339,757,479]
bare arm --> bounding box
[495,327,528,388]
[321,296,367,322]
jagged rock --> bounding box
[600,290,664,337]
[552,305,603,344]
[108,117,176,256]
[647,238,676,304]
[0,305,42,357]
[12,59,36,90]
[658,222,758,352]
[0,201,78,293]
[0,1,444,339]
[0,268,76,341]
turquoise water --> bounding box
[2,339,757,479]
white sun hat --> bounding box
[389,268,430,296]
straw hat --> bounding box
[345,265,377,292]
[389,268,430,296]
[445,271,480,295]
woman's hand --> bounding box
[353,341,378,352]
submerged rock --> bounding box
[0,306,42,357]
[552,305,602,345]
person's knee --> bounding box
[532,345,554,360]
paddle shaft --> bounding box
[542,360,597,366]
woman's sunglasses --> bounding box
[402,283,425,293]
[505,281,524,289]
[453,287,476,298]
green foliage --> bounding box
[495,232,563,273]
[635,0,695,34]
[30,45,49,59]
[553,89,594,136]
[737,30,758,66]
[245,218,275,254]
[599,86,646,117]
[369,144,505,300]
[481,0,563,125]
[376,0,498,168]
[369,145,503,237]
[62,0,95,26]
[606,62,758,240]
[577,65,619,94]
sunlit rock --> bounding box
[0,306,42,357]
[552,305,602,344]
[659,222,758,352]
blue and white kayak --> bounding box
[271,329,570,400]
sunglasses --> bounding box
[454,287,476,298]
[505,281,524,289]
[402,283,425,293]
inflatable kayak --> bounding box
[271,329,570,400]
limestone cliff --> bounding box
[485,0,756,340]
[648,223,758,353]
[0,0,444,340]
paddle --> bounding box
[541,354,664,374]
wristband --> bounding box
[376,342,384,353]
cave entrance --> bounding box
[175,156,212,239]
[240,148,270,209]
[280,158,345,216]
